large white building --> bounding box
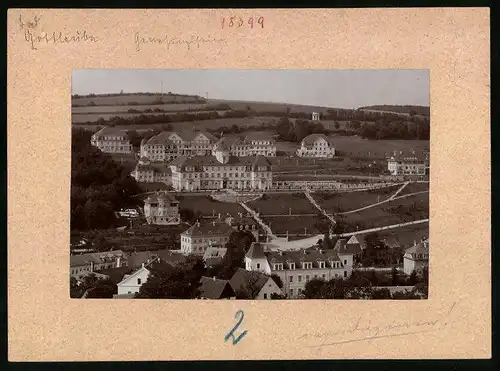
[91,127,133,154]
[403,238,429,275]
[180,220,235,255]
[140,131,217,161]
[131,156,171,184]
[296,134,335,158]
[387,151,427,177]
[212,133,277,157]
[144,191,180,225]
[169,147,273,192]
[244,242,354,298]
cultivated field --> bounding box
[72,94,202,106]
[72,103,210,114]
[312,186,401,214]
[262,215,332,236]
[247,193,318,215]
[71,110,229,124]
[175,195,246,217]
[208,99,334,114]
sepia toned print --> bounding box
[70,69,430,300]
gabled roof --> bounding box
[229,268,270,297]
[347,234,368,250]
[145,191,178,204]
[92,127,129,139]
[126,249,185,269]
[175,131,217,142]
[203,246,228,260]
[199,276,235,299]
[145,132,175,145]
[213,136,241,150]
[301,134,335,148]
[117,266,150,286]
[182,221,234,237]
[243,132,275,142]
[135,162,171,174]
[169,155,272,170]
[246,242,267,259]
[405,239,429,255]
[387,151,426,163]
[334,238,363,255]
[265,246,341,266]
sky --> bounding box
[72,69,429,109]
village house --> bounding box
[130,157,171,184]
[70,250,127,279]
[116,263,151,296]
[244,242,354,298]
[90,127,133,154]
[180,220,234,255]
[143,191,180,225]
[296,134,335,158]
[203,246,228,267]
[139,130,217,161]
[199,276,236,299]
[212,132,277,157]
[224,214,259,240]
[229,268,283,299]
[403,238,429,275]
[169,148,273,192]
[346,234,399,266]
[387,150,427,177]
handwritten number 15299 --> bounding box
[221,16,264,29]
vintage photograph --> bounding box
[70,69,430,300]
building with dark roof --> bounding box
[169,146,273,191]
[131,156,172,184]
[387,150,427,177]
[244,243,353,298]
[403,238,429,275]
[181,220,234,255]
[296,134,336,158]
[229,268,283,299]
[70,250,127,279]
[199,277,236,299]
[90,127,133,154]
[139,130,217,161]
[143,191,180,225]
[212,133,276,157]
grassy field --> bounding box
[72,94,202,106]
[379,222,429,247]
[175,195,246,217]
[262,215,332,235]
[72,103,210,114]
[338,193,429,231]
[247,193,318,215]
[329,136,429,158]
[72,110,229,124]
[208,99,334,114]
[397,182,430,196]
[312,186,401,214]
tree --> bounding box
[270,293,287,300]
[85,278,117,298]
[391,266,399,285]
[271,274,284,289]
[334,121,340,129]
[70,276,82,298]
[236,271,264,299]
[303,278,327,299]
[371,288,392,299]
[408,270,418,285]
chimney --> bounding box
[141,263,145,268]
[319,249,324,254]
[196,221,200,227]
[278,250,283,256]
[414,240,417,246]
[218,213,221,219]
[238,212,242,218]
[116,256,121,268]
[212,221,216,226]
[213,276,216,281]
[90,260,94,272]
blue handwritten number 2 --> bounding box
[225,310,248,345]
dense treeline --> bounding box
[358,118,430,140]
[358,105,430,116]
[71,129,142,230]
[275,117,329,142]
[125,103,231,114]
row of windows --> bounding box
[272,261,342,270]
[181,236,229,243]
[182,172,270,179]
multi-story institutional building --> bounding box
[91,127,134,154]
[131,157,171,184]
[212,133,277,157]
[169,147,273,192]
[244,243,354,298]
[387,151,427,177]
[70,250,127,279]
[403,238,429,275]
[143,191,180,225]
[140,131,217,161]
[180,220,235,255]
[297,134,336,158]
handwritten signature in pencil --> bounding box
[134,32,228,55]
[298,301,457,354]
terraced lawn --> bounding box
[312,185,401,214]
[175,195,246,217]
[247,193,318,215]
[262,215,333,236]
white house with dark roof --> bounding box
[169,147,273,192]
[387,150,427,177]
[131,156,171,184]
[297,134,335,158]
[229,268,283,299]
[244,242,353,298]
[140,130,217,161]
[143,191,180,225]
[180,220,234,255]
[403,238,429,275]
[116,264,150,296]
[334,238,363,266]
[91,127,133,154]
[212,133,276,157]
